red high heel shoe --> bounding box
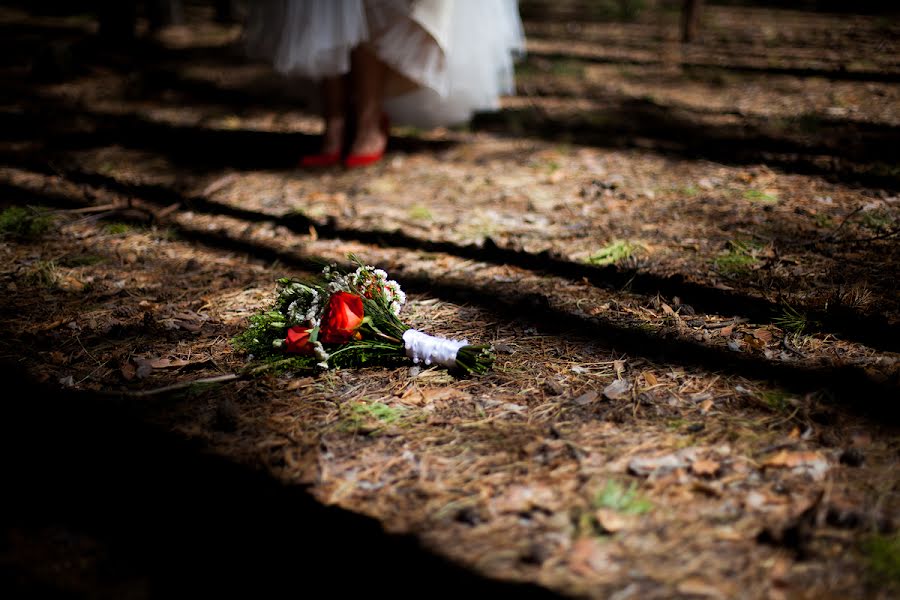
[343,149,384,169]
[344,114,389,169]
[299,150,341,168]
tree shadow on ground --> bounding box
[0,361,564,600]
[6,179,897,425]
[5,161,899,358]
[471,101,900,192]
[2,16,897,188]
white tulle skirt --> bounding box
[244,0,524,128]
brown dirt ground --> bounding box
[1,3,899,599]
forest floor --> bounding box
[1,3,899,599]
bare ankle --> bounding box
[321,117,345,154]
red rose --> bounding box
[319,292,365,344]
[284,326,314,355]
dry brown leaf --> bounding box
[573,390,599,406]
[603,378,631,400]
[58,275,85,292]
[492,484,557,513]
[763,450,829,480]
[146,357,191,369]
[568,537,617,577]
[595,508,635,533]
[677,577,729,599]
[401,386,471,405]
[764,450,823,468]
[643,371,658,386]
[719,325,734,337]
[691,459,721,477]
[752,328,773,342]
[120,362,136,381]
[628,453,689,477]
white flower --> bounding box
[312,340,329,361]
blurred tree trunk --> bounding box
[681,0,703,43]
[97,1,137,42]
[214,0,245,23]
[97,1,184,40]
[147,0,184,30]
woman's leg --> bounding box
[319,75,347,156]
[348,44,388,157]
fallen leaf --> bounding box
[628,453,688,477]
[58,275,85,292]
[492,484,558,513]
[401,387,471,406]
[691,459,721,477]
[763,451,830,481]
[132,359,154,379]
[744,491,769,511]
[568,537,617,577]
[146,358,191,369]
[752,328,773,343]
[121,362,136,381]
[643,371,658,386]
[677,577,728,599]
[603,378,631,400]
[573,390,599,406]
[595,508,635,533]
[764,450,821,468]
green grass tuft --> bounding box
[0,206,54,238]
[743,189,779,204]
[863,533,900,585]
[341,401,406,432]
[407,204,433,221]
[103,222,133,235]
[680,185,700,198]
[860,210,894,232]
[25,259,60,287]
[714,240,761,275]
[774,305,808,334]
[593,480,653,515]
[814,213,834,228]
[587,240,639,266]
[759,390,793,412]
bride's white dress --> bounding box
[244,0,524,128]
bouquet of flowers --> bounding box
[235,259,493,374]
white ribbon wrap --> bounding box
[402,329,467,368]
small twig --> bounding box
[782,335,806,357]
[787,205,866,248]
[52,203,119,215]
[824,205,865,241]
[115,373,242,397]
[820,227,900,245]
[100,358,315,399]
[701,317,748,330]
